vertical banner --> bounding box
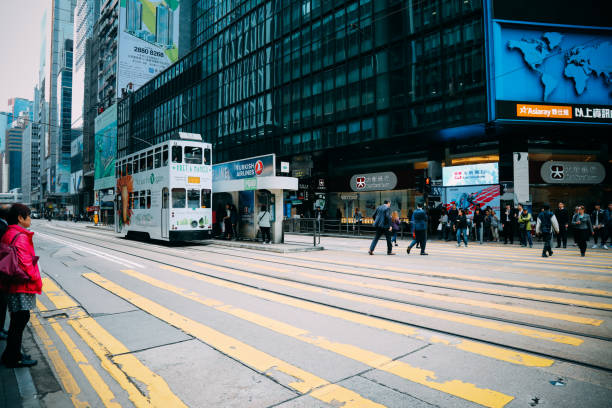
[513,152,529,204]
[94,104,118,190]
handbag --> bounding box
[437,223,442,231]
[0,233,30,284]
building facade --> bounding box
[116,0,610,220]
[6,126,24,191]
[21,122,41,206]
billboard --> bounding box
[94,104,117,190]
[442,163,499,187]
[118,0,181,93]
[71,170,83,194]
[445,185,501,215]
[490,21,612,123]
[213,154,275,181]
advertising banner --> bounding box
[445,185,501,215]
[71,135,83,157]
[94,104,117,190]
[442,163,499,187]
[56,160,70,194]
[118,0,181,93]
[213,154,275,181]
[491,21,612,123]
[71,170,83,194]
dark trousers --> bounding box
[593,227,605,244]
[576,229,589,255]
[1,310,30,364]
[556,224,568,247]
[370,227,393,253]
[542,232,552,256]
[260,227,271,243]
[605,226,612,245]
[224,219,232,238]
[408,230,426,253]
[502,222,513,243]
[0,293,7,332]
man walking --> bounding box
[536,204,559,258]
[368,201,395,255]
[447,204,458,241]
[591,204,606,249]
[407,203,428,255]
[554,202,569,248]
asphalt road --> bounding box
[21,220,612,407]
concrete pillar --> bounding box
[272,189,284,243]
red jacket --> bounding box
[1,225,42,294]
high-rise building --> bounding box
[21,122,41,205]
[0,112,8,154]
[118,0,611,217]
[97,0,119,110]
[6,125,24,191]
[7,98,33,123]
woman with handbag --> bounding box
[0,204,41,368]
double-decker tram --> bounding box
[115,132,213,241]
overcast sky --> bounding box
[0,1,48,112]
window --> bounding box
[140,191,146,209]
[172,146,183,163]
[204,148,211,164]
[162,145,169,166]
[147,190,151,209]
[172,188,186,208]
[127,159,132,175]
[129,192,135,209]
[154,148,162,168]
[188,189,200,208]
[184,146,203,164]
[133,157,139,173]
[147,150,153,170]
[201,189,211,208]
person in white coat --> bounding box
[257,205,272,244]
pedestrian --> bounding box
[489,209,499,242]
[454,209,469,247]
[0,204,41,368]
[368,200,395,255]
[390,211,400,247]
[439,208,449,241]
[230,204,239,240]
[572,205,594,257]
[554,202,569,248]
[571,206,580,246]
[257,205,272,244]
[353,208,363,233]
[603,202,612,250]
[591,204,606,249]
[483,209,492,241]
[518,207,533,248]
[501,204,515,244]
[406,203,428,255]
[223,203,232,239]
[473,208,484,244]
[536,204,559,257]
[447,204,458,241]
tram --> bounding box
[114,132,213,241]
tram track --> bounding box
[36,224,612,372]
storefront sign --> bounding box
[350,172,397,192]
[213,154,275,181]
[244,178,257,190]
[281,161,290,173]
[442,163,499,187]
[540,161,605,184]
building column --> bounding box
[272,189,284,244]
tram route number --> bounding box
[133,46,165,58]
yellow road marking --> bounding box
[31,304,89,408]
[156,264,553,367]
[189,262,582,345]
[226,259,612,317]
[119,268,514,408]
[41,280,188,408]
[83,272,386,408]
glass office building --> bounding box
[118,0,611,218]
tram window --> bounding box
[184,146,202,164]
[204,148,211,164]
[140,154,146,171]
[127,159,132,175]
[201,189,211,208]
[115,164,119,178]
[162,146,169,166]
[130,192,137,209]
[133,158,139,173]
[172,146,182,163]
[188,189,200,208]
[147,190,151,209]
[122,161,127,177]
[172,188,186,208]
[147,151,153,170]
[140,191,146,209]
[154,148,162,168]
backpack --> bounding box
[0,233,30,284]
[539,211,553,233]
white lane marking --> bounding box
[36,231,144,268]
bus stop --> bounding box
[212,154,297,244]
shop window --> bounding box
[188,189,200,208]
[172,188,186,208]
[201,189,211,208]
[172,146,183,163]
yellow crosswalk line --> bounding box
[83,272,387,408]
[190,262,583,345]
[118,268,514,408]
[156,264,553,367]
[30,309,90,408]
[41,279,188,408]
[226,259,608,323]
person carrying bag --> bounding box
[257,205,272,244]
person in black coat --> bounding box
[501,204,516,244]
[368,201,394,255]
[447,204,459,241]
[554,202,569,248]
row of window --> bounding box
[116,145,212,178]
[171,188,212,209]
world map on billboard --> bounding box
[496,26,612,105]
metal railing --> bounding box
[282,218,321,246]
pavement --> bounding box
[2,220,611,407]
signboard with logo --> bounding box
[442,163,499,187]
[213,154,275,181]
[350,172,397,192]
[540,161,606,184]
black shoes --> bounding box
[368,250,373,255]
[4,359,37,368]
[406,247,411,254]
[387,252,396,255]
[420,252,428,256]
[542,253,548,257]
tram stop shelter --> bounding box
[212,154,297,243]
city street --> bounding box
[16,221,612,407]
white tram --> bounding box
[114,132,213,241]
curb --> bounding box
[211,240,324,253]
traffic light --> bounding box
[424,177,431,194]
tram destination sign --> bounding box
[213,154,275,181]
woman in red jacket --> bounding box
[1,204,41,367]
